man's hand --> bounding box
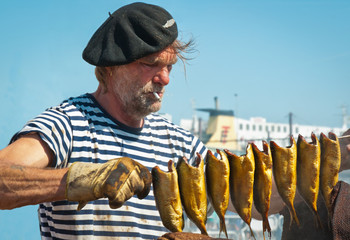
[339,129,350,172]
[66,157,152,210]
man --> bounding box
[0,3,207,239]
[1,2,350,240]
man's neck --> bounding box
[91,87,144,128]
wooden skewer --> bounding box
[338,135,350,139]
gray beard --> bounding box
[113,81,162,120]
[121,92,161,120]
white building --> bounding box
[234,116,343,152]
[179,110,344,154]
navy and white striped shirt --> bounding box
[14,93,207,239]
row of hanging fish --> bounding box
[151,132,341,239]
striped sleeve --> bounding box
[11,107,73,168]
[188,134,208,166]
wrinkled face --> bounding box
[110,47,177,119]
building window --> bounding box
[271,126,275,132]
[240,124,243,130]
[246,124,250,131]
[266,126,269,132]
[252,125,256,131]
[283,126,287,132]
[277,126,281,132]
[259,125,263,131]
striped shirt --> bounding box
[13,93,207,240]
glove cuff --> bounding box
[66,162,101,202]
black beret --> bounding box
[82,2,178,66]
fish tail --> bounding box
[198,222,208,236]
[288,205,300,228]
[314,211,323,230]
[219,216,228,239]
[248,224,257,240]
[262,216,272,240]
[326,209,332,231]
[200,228,208,236]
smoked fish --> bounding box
[320,132,341,219]
[205,149,230,238]
[225,145,256,240]
[152,160,184,232]
[177,153,208,235]
[296,133,322,228]
[252,141,273,239]
[270,137,300,227]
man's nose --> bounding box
[153,67,170,86]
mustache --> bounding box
[143,86,165,94]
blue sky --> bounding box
[0,0,349,239]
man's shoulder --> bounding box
[146,114,195,139]
[64,93,93,106]
[49,93,92,113]
[147,114,187,130]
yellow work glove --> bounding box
[66,157,152,211]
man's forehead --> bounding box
[141,47,178,65]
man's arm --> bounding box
[0,133,152,211]
[0,133,68,209]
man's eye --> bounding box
[142,62,153,67]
